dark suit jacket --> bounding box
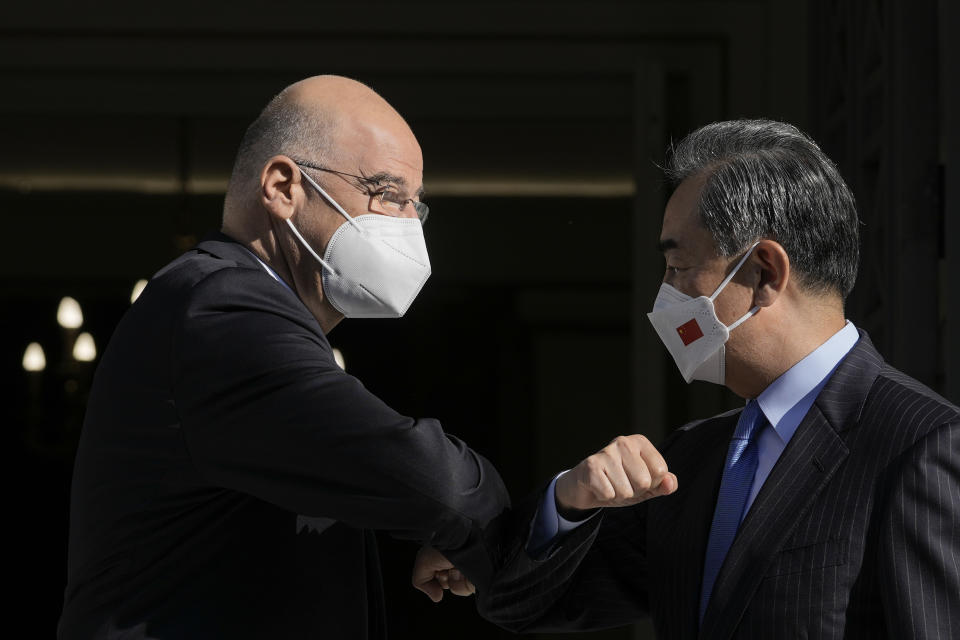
[60,233,509,639]
[477,333,960,639]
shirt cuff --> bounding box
[526,471,599,557]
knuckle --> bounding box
[589,469,607,488]
[597,450,617,467]
[584,456,602,474]
[632,467,652,486]
[584,462,603,482]
[621,436,643,456]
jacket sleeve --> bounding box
[476,424,697,633]
[475,488,651,633]
[878,421,960,640]
[172,268,510,588]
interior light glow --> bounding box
[57,296,84,329]
[73,332,97,362]
[131,279,149,304]
[22,343,46,372]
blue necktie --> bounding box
[699,400,766,623]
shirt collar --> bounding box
[239,246,294,294]
[755,321,859,443]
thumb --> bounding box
[413,577,444,603]
[653,472,678,496]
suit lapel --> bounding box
[675,435,729,640]
[697,332,883,640]
[650,414,736,640]
[698,404,848,639]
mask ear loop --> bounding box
[708,241,762,301]
[298,167,363,231]
[288,166,362,276]
[708,241,762,330]
[285,218,336,274]
[726,305,759,331]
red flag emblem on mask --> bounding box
[676,318,704,346]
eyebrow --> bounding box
[657,238,679,252]
[360,171,425,199]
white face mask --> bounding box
[286,169,431,318]
[646,243,760,385]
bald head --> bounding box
[224,75,420,217]
[283,75,404,131]
[219,75,425,332]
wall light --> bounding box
[57,296,84,329]
[131,279,148,304]
[332,348,346,371]
[22,342,46,372]
[73,332,97,362]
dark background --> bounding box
[4,1,956,638]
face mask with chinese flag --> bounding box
[647,242,760,385]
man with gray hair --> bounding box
[420,119,960,638]
[60,75,509,639]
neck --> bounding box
[726,298,846,398]
[222,217,343,334]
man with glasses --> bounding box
[60,75,509,639]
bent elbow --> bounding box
[476,590,545,634]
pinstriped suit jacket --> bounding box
[477,332,960,639]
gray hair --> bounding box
[664,119,860,298]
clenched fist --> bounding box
[556,435,678,519]
[412,546,475,603]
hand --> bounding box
[556,435,678,518]
[411,546,476,603]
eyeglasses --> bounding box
[294,160,429,223]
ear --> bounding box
[260,155,303,221]
[751,239,790,308]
